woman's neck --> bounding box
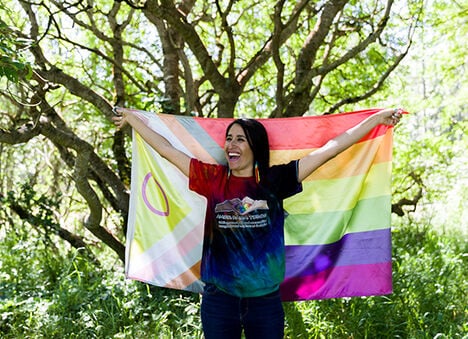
[230,169,254,178]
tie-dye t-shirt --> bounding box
[189,159,302,297]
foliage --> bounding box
[0,4,32,83]
[0,229,202,338]
[385,0,468,222]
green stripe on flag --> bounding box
[285,162,391,214]
[284,195,391,245]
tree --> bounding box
[388,0,468,222]
[0,0,423,262]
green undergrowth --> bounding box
[283,221,467,338]
[0,220,466,338]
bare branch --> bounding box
[73,142,125,261]
[0,122,40,144]
[392,188,423,216]
[270,0,286,118]
[38,115,129,213]
[36,66,115,118]
[238,0,311,87]
[283,0,348,117]
[145,0,226,94]
[316,0,394,77]
[215,0,236,79]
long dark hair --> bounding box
[225,118,270,182]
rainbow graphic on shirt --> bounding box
[124,108,397,301]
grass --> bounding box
[0,219,466,338]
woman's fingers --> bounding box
[381,108,403,126]
[112,115,126,130]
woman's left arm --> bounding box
[297,108,403,182]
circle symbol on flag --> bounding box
[142,172,170,216]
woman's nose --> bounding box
[227,139,237,147]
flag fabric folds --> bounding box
[124,108,394,301]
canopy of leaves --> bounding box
[0,0,426,260]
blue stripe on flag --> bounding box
[176,116,227,165]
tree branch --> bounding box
[35,66,115,118]
[325,46,408,114]
[38,115,129,214]
[283,0,347,117]
[73,147,125,261]
[0,191,98,261]
[147,0,226,94]
[270,0,287,118]
[392,188,423,216]
[316,0,394,77]
[238,0,310,87]
[0,122,40,144]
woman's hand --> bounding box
[109,106,192,176]
[376,108,403,126]
[112,107,127,130]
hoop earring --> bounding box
[254,162,260,183]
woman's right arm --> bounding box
[112,109,191,176]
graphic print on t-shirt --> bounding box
[214,196,269,229]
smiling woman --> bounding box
[224,119,268,181]
[224,124,255,177]
[113,107,402,339]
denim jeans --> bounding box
[201,283,284,339]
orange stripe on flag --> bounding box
[163,115,218,164]
[271,130,393,180]
[164,261,201,290]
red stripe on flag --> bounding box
[193,110,393,150]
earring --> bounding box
[228,168,231,179]
[255,162,260,183]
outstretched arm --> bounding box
[112,108,191,176]
[297,108,403,182]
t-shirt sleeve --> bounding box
[189,158,223,197]
[266,160,303,200]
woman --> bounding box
[113,108,402,339]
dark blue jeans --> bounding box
[201,284,284,339]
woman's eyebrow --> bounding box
[226,133,246,138]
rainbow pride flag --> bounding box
[124,108,395,301]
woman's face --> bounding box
[224,123,254,177]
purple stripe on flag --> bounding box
[284,229,391,278]
[280,262,393,301]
